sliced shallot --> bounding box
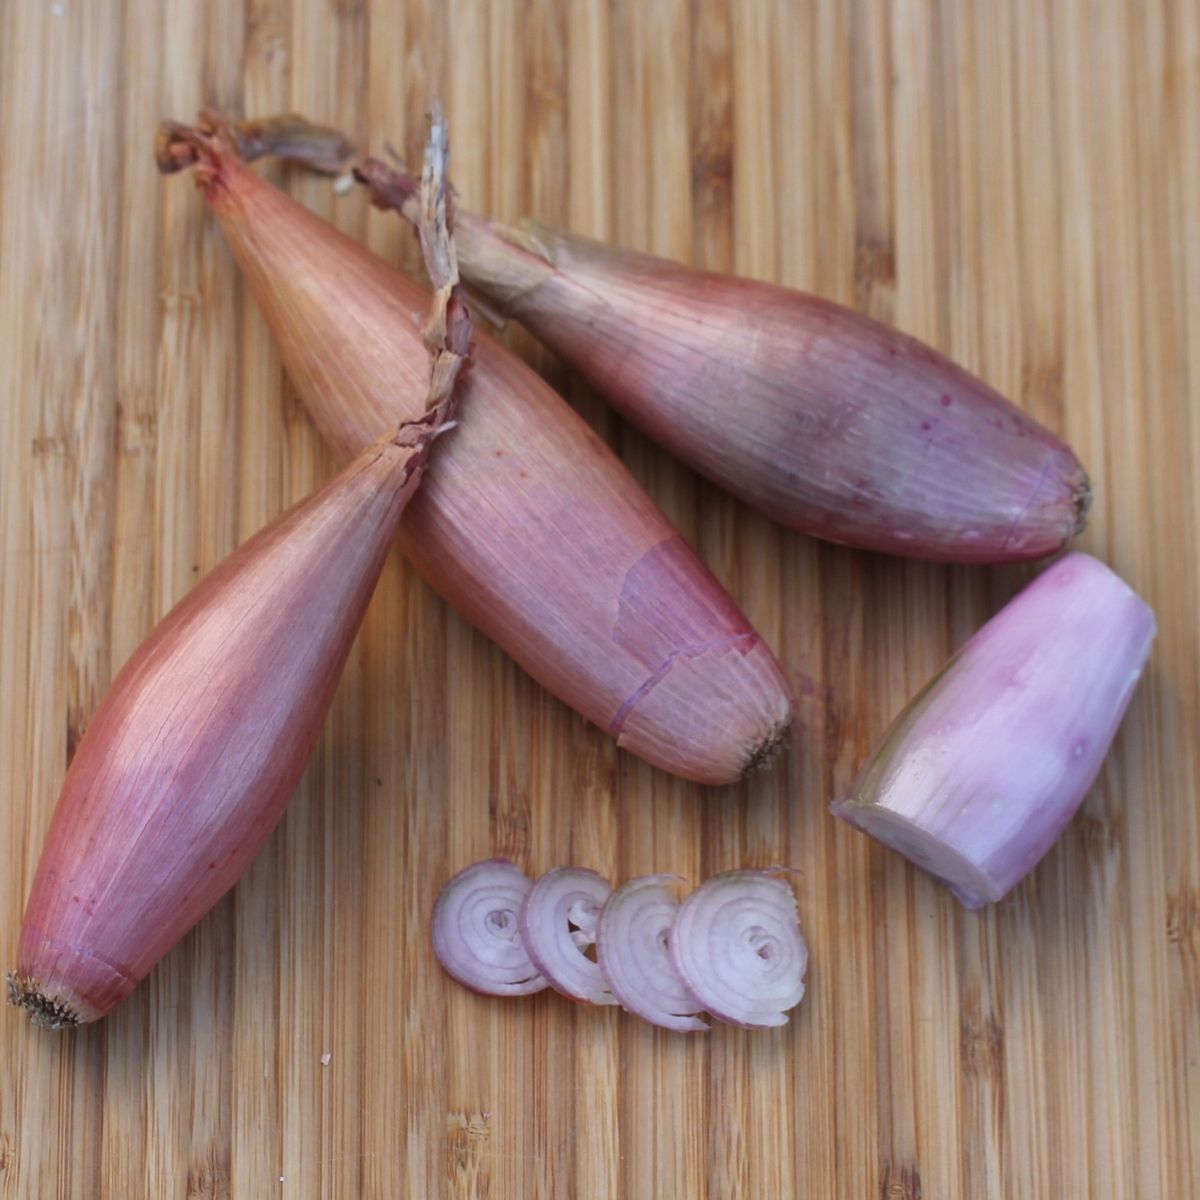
[669,870,808,1029]
[596,875,706,1032]
[518,867,616,1005]
[431,860,547,996]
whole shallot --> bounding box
[156,111,793,786]
[357,159,1090,565]
[9,114,470,1027]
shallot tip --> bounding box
[6,972,80,1031]
[742,717,791,776]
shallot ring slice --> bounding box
[596,874,706,1033]
[431,859,547,996]
[519,867,617,1005]
[668,870,807,1029]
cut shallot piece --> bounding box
[431,860,547,996]
[669,870,808,1029]
[518,867,616,1005]
[831,553,1156,907]
[596,875,706,1032]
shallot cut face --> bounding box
[668,871,808,1029]
[519,868,616,1005]
[430,860,547,997]
[595,875,707,1032]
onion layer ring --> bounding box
[669,870,807,1028]
[431,859,547,996]
[519,867,617,1004]
[596,875,706,1032]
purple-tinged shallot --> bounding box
[518,867,615,1005]
[433,862,812,1032]
[669,870,808,1029]
[357,160,1090,565]
[832,552,1155,907]
[157,112,793,786]
[430,860,547,996]
[595,875,706,1032]
[9,116,470,1027]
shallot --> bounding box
[156,112,793,786]
[9,115,470,1027]
[518,867,615,1004]
[430,860,547,997]
[432,863,811,1032]
[357,159,1090,565]
[595,875,706,1032]
[669,870,807,1029]
[832,553,1155,906]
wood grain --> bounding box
[2,1,1197,1196]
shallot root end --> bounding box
[1072,472,1093,536]
[6,971,80,1031]
[741,716,792,777]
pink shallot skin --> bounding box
[832,553,1155,907]
[14,436,430,1026]
[183,149,792,784]
[447,213,1090,564]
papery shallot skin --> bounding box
[14,443,423,1025]
[446,213,1090,564]
[831,553,1155,907]
[189,152,792,784]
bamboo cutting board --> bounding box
[2,1,1197,1196]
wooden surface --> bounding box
[1,1,1197,1196]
